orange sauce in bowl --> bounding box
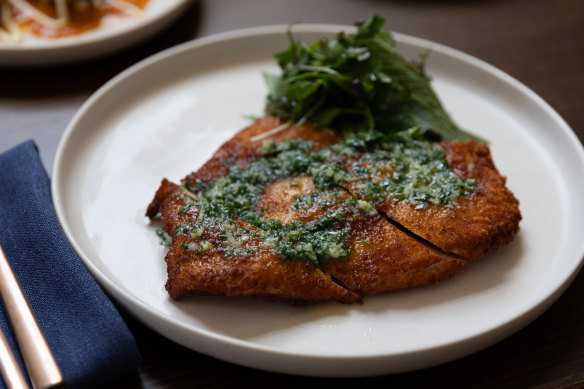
[3,0,149,39]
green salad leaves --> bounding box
[264,15,483,142]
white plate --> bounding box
[0,0,193,66]
[52,25,584,377]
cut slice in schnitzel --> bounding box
[146,116,521,303]
[257,176,467,294]
[147,178,361,304]
[338,139,521,260]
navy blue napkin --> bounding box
[0,141,141,388]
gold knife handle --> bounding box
[0,244,64,389]
[0,325,29,389]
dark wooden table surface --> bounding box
[2,0,583,388]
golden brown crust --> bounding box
[181,116,343,187]
[324,217,467,294]
[148,178,361,304]
[164,237,361,304]
[258,177,468,294]
[362,140,521,260]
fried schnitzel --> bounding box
[146,117,521,303]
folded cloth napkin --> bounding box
[0,141,142,389]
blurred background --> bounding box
[2,0,582,170]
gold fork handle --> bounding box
[0,244,64,389]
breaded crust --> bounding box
[182,116,343,188]
[258,177,467,294]
[354,140,522,260]
[147,179,361,304]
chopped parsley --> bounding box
[156,229,170,247]
[346,128,477,208]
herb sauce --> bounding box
[173,128,475,265]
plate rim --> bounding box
[51,23,584,376]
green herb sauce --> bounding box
[346,129,477,209]
[173,128,475,265]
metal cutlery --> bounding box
[0,325,28,389]
[0,243,64,389]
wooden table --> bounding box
[2,0,583,387]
